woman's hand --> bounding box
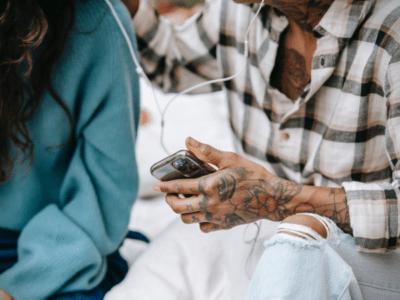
[154,137,304,232]
[0,290,15,300]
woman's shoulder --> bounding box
[62,0,135,68]
[73,0,132,34]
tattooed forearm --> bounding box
[319,188,352,234]
[294,188,352,234]
[196,165,351,233]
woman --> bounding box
[0,0,140,299]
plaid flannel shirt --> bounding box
[134,0,400,252]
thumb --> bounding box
[185,137,225,168]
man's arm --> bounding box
[154,137,352,234]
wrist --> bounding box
[292,184,353,234]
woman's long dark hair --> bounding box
[0,0,75,184]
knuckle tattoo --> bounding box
[191,215,200,223]
[176,182,183,193]
[205,211,213,222]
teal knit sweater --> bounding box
[0,0,140,299]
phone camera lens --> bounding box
[172,157,201,176]
[178,165,187,172]
[173,158,189,172]
[188,163,199,171]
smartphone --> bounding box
[150,150,216,181]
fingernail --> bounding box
[154,184,161,192]
[187,137,200,148]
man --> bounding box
[125,0,400,298]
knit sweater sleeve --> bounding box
[0,0,140,299]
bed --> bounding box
[105,80,279,299]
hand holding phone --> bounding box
[150,150,216,181]
[152,138,276,233]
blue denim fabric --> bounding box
[246,225,400,300]
[328,230,400,300]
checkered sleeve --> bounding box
[133,0,223,94]
[343,52,400,253]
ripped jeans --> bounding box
[246,214,400,300]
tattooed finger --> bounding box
[199,222,220,233]
[166,193,203,214]
[181,212,206,224]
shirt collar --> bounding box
[315,0,376,42]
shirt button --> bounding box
[320,56,325,67]
[282,132,290,140]
[270,32,277,42]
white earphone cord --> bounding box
[104,0,265,154]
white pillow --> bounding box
[136,79,235,198]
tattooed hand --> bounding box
[155,137,352,234]
[154,137,303,232]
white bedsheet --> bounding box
[106,80,279,299]
[109,217,278,300]
[116,78,237,264]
